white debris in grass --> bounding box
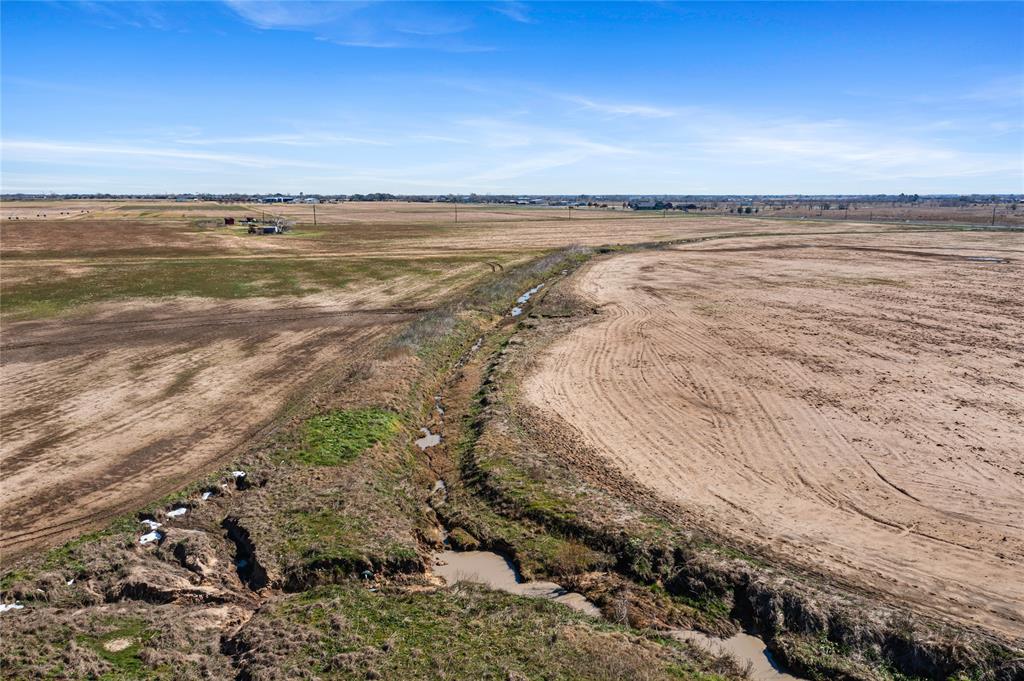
[0,603,25,613]
[139,530,163,545]
[232,471,246,478]
[141,519,162,530]
[166,507,187,518]
[511,306,523,317]
[201,491,213,500]
[66,579,75,586]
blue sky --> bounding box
[2,1,1022,194]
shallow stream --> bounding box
[433,550,600,617]
[433,549,799,680]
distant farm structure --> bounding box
[247,218,291,235]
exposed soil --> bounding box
[0,295,416,557]
[4,203,935,558]
[524,231,1024,640]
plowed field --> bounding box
[525,231,1024,638]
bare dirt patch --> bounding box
[524,231,1024,639]
[0,294,417,556]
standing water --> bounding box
[432,548,800,680]
[673,630,799,680]
[433,550,600,617]
[415,427,441,450]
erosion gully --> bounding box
[415,279,801,680]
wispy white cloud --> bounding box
[961,74,1024,103]
[174,133,392,147]
[445,116,636,185]
[564,95,677,119]
[692,118,1022,181]
[407,134,473,145]
[0,139,333,170]
[74,1,177,30]
[222,1,361,29]
[455,117,635,156]
[3,77,1019,194]
[223,0,490,51]
[492,2,534,24]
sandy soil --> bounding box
[524,231,1024,638]
[0,292,417,556]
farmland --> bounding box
[0,199,849,555]
[1,200,1022,680]
[524,230,1024,638]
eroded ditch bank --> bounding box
[418,245,1024,681]
[417,352,799,679]
[433,547,796,680]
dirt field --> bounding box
[7,200,876,557]
[3,200,1018,606]
[1,295,417,555]
[524,230,1024,639]
[671,201,1023,227]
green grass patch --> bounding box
[294,408,400,466]
[0,255,486,319]
[283,510,372,566]
[40,515,138,573]
[473,450,580,522]
[279,506,418,577]
[115,203,239,212]
[240,584,740,680]
[75,618,161,679]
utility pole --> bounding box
[313,203,317,227]
[992,204,996,226]
[455,199,458,224]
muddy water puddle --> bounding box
[433,550,600,617]
[673,630,798,680]
[433,548,800,679]
[511,283,545,317]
